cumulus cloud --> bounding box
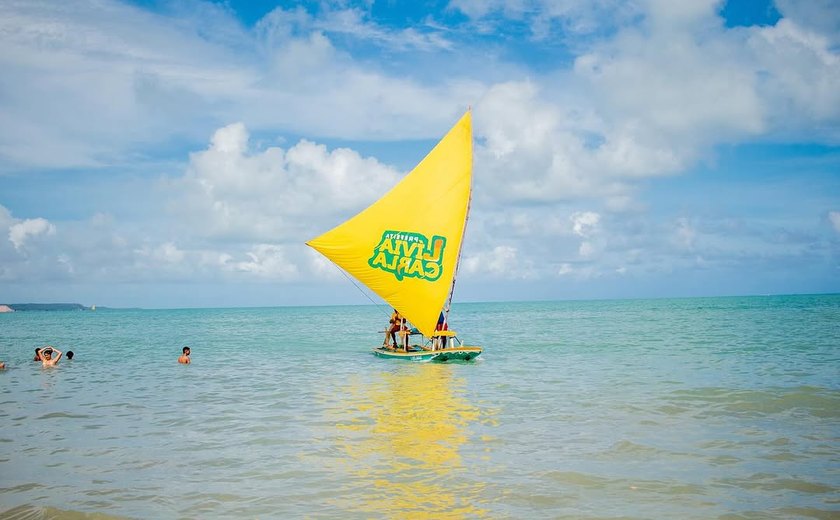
[462,245,532,278]
[578,241,595,258]
[221,244,299,279]
[0,0,488,170]
[3,0,836,180]
[774,0,840,44]
[747,19,840,139]
[258,5,453,52]
[134,242,186,265]
[0,0,255,169]
[8,217,55,250]
[0,117,408,287]
[474,81,637,203]
[571,211,600,237]
[1,0,838,303]
[173,122,401,242]
[469,0,840,209]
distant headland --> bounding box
[0,303,97,312]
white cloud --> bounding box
[449,0,640,38]
[0,0,478,170]
[469,0,839,209]
[173,122,401,242]
[222,244,299,280]
[747,19,840,138]
[558,262,573,276]
[574,16,765,143]
[674,217,696,250]
[1,1,838,303]
[571,211,600,237]
[642,0,722,29]
[3,0,836,181]
[135,242,186,265]
[474,81,638,203]
[829,211,840,233]
[774,0,840,44]
[0,0,255,169]
[9,217,55,250]
[462,245,530,278]
[57,253,74,274]
[275,6,453,52]
[308,249,344,279]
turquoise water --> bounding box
[0,295,838,519]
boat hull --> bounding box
[372,346,482,362]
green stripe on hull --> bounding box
[372,348,439,362]
[372,346,482,362]
[430,346,482,362]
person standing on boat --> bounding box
[384,309,405,349]
[435,310,448,350]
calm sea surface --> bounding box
[1,295,838,519]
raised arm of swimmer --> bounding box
[41,348,62,367]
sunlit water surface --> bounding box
[1,295,838,519]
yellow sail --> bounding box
[307,111,472,336]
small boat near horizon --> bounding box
[307,111,482,362]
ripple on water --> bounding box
[0,505,133,520]
[1,298,838,519]
[664,386,840,419]
[35,412,94,420]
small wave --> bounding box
[666,386,840,418]
[0,504,131,520]
[718,474,835,494]
[35,412,93,420]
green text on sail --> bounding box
[368,231,446,282]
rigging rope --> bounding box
[332,263,392,320]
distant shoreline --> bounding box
[1,292,838,313]
[0,303,95,312]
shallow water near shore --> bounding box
[1,294,838,519]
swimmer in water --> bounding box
[178,346,191,364]
[40,347,62,367]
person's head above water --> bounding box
[182,346,190,355]
[66,351,74,360]
[42,348,53,359]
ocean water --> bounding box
[0,295,838,519]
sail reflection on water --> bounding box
[333,363,488,518]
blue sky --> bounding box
[0,0,838,308]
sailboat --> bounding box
[307,111,482,362]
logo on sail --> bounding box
[368,231,446,282]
